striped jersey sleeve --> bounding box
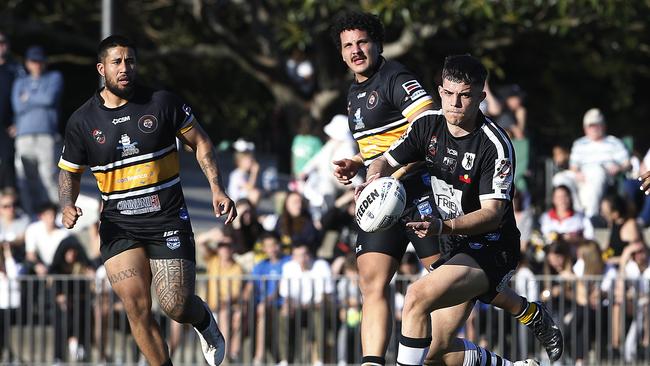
[58,116,88,174]
[478,121,516,201]
[387,70,433,120]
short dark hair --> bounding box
[442,54,487,88]
[330,11,384,52]
[97,35,136,62]
[259,231,281,243]
[36,202,58,215]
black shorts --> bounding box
[355,172,440,260]
[99,220,196,263]
[434,235,520,304]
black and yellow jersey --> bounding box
[58,86,195,232]
[347,58,433,166]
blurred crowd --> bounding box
[2,31,650,365]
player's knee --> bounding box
[426,334,451,360]
[403,282,433,315]
[122,296,152,321]
[358,275,390,300]
[160,296,193,322]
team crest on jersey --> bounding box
[92,129,106,144]
[494,158,512,178]
[117,134,140,157]
[366,91,379,109]
[425,135,438,164]
[166,236,181,250]
[462,152,475,170]
[353,108,365,130]
[138,115,158,133]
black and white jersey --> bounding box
[347,57,433,166]
[58,85,195,232]
[385,110,520,248]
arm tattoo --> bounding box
[150,259,196,317]
[108,268,138,285]
[58,170,81,206]
[197,146,224,188]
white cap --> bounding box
[233,138,255,152]
[583,108,605,126]
[324,114,352,141]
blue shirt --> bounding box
[11,70,63,136]
[251,255,290,304]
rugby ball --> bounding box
[355,177,406,232]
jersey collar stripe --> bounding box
[352,117,408,139]
[58,158,84,172]
[402,96,433,118]
[101,176,181,200]
[91,144,176,172]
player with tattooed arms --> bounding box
[57,35,236,366]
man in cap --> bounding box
[569,108,630,219]
[11,45,63,214]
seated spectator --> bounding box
[551,144,582,212]
[300,114,359,221]
[625,147,650,227]
[275,191,319,253]
[0,189,29,260]
[278,243,333,365]
[495,84,527,140]
[320,189,359,267]
[230,198,264,270]
[336,254,360,365]
[242,232,290,365]
[539,185,594,246]
[612,241,649,362]
[541,240,575,311]
[227,139,261,206]
[204,240,244,363]
[49,237,94,362]
[24,202,69,275]
[600,194,643,264]
[0,241,20,361]
[569,108,630,219]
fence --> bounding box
[0,274,649,365]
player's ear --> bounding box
[96,62,105,77]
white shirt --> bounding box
[25,221,69,266]
[279,258,333,305]
[0,256,21,309]
[539,210,594,242]
[570,135,629,170]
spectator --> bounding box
[204,240,244,363]
[243,232,290,365]
[278,243,333,365]
[0,189,28,260]
[229,198,264,270]
[551,144,582,211]
[539,185,594,246]
[569,108,630,219]
[0,241,20,362]
[24,202,69,274]
[495,84,527,140]
[541,240,575,312]
[300,114,359,221]
[227,138,261,206]
[0,32,21,191]
[336,254,361,366]
[320,189,359,264]
[276,191,319,252]
[49,237,93,362]
[600,193,643,264]
[628,147,650,227]
[291,116,323,178]
[10,45,63,214]
[612,241,649,362]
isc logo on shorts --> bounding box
[469,242,483,250]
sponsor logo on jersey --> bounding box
[92,129,106,144]
[166,236,181,250]
[443,157,457,172]
[357,92,366,99]
[410,89,426,101]
[138,115,159,133]
[469,242,483,250]
[116,194,161,215]
[459,174,471,184]
[117,134,140,157]
[435,193,460,218]
[493,158,513,190]
[417,200,433,219]
[112,115,131,125]
[426,135,438,164]
[366,91,379,109]
[401,80,423,95]
[446,148,457,156]
[485,232,500,241]
[353,108,365,130]
[462,152,475,170]
[115,172,153,184]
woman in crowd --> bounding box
[600,193,643,264]
[275,191,319,252]
[540,185,594,246]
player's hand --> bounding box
[62,205,83,229]
[406,218,442,238]
[213,191,237,224]
[353,173,379,201]
[639,170,650,195]
[333,158,362,185]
